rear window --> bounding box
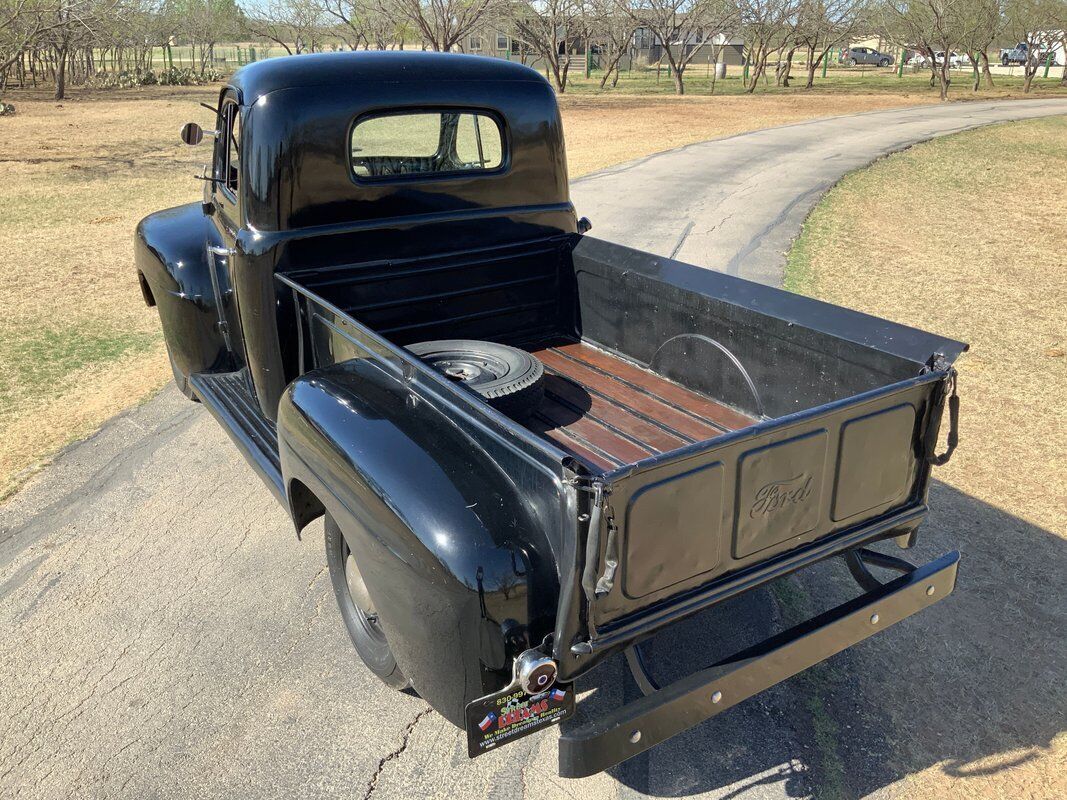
[350,110,505,180]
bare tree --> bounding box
[324,0,405,49]
[1004,0,1062,92]
[794,0,866,88]
[242,0,329,54]
[41,0,118,98]
[959,0,1002,90]
[623,0,739,94]
[739,0,801,92]
[1,0,98,77]
[507,0,582,91]
[588,0,635,86]
[388,0,497,51]
[183,0,242,72]
[880,0,976,100]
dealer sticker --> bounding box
[464,683,575,758]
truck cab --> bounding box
[136,52,966,777]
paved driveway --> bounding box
[571,98,1067,285]
[2,99,1065,800]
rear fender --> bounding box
[278,358,559,725]
[135,202,229,378]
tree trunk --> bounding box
[980,51,995,87]
[746,49,766,93]
[971,52,981,91]
[54,46,67,100]
[938,58,950,101]
[662,48,685,95]
[599,49,624,89]
[778,47,796,87]
[805,44,817,88]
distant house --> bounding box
[459,20,745,72]
[639,31,746,67]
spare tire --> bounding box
[408,339,545,419]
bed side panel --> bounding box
[569,237,967,420]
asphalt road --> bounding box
[2,99,1065,800]
[571,98,1067,286]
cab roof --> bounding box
[231,51,547,104]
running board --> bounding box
[189,370,285,503]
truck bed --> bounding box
[526,342,757,471]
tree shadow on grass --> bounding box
[568,480,1066,798]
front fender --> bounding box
[278,358,559,725]
[134,202,229,378]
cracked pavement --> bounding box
[3,101,1066,799]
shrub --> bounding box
[83,67,227,89]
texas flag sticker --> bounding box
[551,688,567,702]
[478,712,496,731]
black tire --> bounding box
[325,515,411,690]
[167,347,198,401]
[848,58,857,66]
[879,58,891,67]
[1002,56,1009,67]
[407,339,545,419]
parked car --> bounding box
[936,51,968,68]
[1001,42,1056,66]
[842,46,894,67]
[910,51,968,68]
[136,51,966,777]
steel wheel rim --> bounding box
[419,351,510,388]
[341,539,388,645]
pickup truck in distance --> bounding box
[1000,42,1052,66]
[135,52,966,777]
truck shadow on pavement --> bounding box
[568,480,1065,798]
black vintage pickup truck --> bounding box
[135,52,965,777]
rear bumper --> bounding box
[558,550,960,778]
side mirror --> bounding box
[180,122,219,146]
[180,122,204,146]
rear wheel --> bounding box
[848,58,857,66]
[325,515,411,690]
[1002,55,1009,66]
[879,58,891,67]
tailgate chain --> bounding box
[594,509,619,597]
[580,481,608,607]
[924,360,959,467]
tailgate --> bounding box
[577,371,949,645]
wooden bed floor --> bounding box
[525,342,756,472]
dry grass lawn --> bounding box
[787,117,1066,536]
[558,91,940,176]
[786,116,1066,798]
[0,83,952,498]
